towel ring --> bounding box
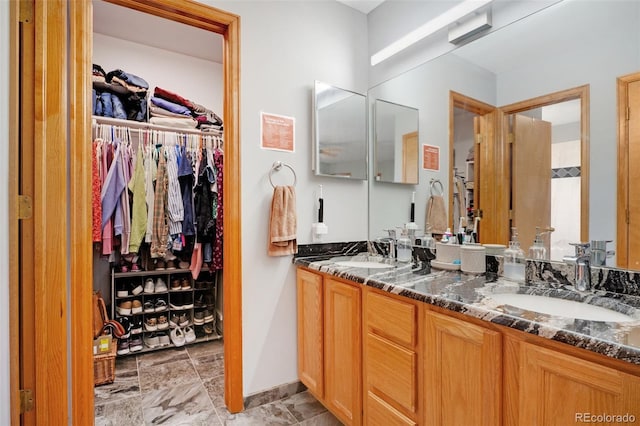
[430,179,444,196]
[269,161,297,188]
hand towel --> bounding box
[268,185,298,256]
[426,195,447,235]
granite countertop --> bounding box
[294,253,640,366]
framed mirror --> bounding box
[374,99,419,184]
[313,81,367,180]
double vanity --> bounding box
[294,250,640,425]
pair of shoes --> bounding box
[169,294,193,310]
[170,326,196,347]
[203,323,215,335]
[170,279,182,291]
[166,260,176,270]
[143,298,168,313]
[144,332,169,348]
[144,278,168,294]
[117,335,143,355]
[155,260,166,271]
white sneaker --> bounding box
[170,327,186,347]
[144,333,160,349]
[184,326,196,343]
[158,332,171,346]
[155,277,168,292]
[144,278,155,294]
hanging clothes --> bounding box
[178,145,196,237]
[151,147,169,258]
[128,145,147,253]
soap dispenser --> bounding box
[397,229,413,263]
[503,227,525,281]
[528,227,548,260]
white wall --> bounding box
[368,54,496,239]
[496,0,640,253]
[0,0,10,422]
[368,0,559,86]
[205,0,369,396]
[93,33,223,117]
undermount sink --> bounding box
[488,293,636,323]
[333,260,394,269]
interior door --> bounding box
[402,131,418,184]
[512,114,552,253]
[618,75,640,269]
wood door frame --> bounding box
[10,0,243,422]
[616,72,640,268]
[401,131,418,184]
[500,84,590,245]
[449,91,498,239]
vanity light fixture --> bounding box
[370,0,493,66]
[448,9,492,45]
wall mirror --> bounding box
[313,81,367,180]
[373,99,419,184]
[367,0,640,267]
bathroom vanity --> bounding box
[295,255,640,426]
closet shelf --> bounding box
[92,115,222,137]
[113,269,191,278]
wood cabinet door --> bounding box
[324,277,362,426]
[296,269,324,397]
[519,342,640,426]
[366,392,417,426]
[424,310,502,426]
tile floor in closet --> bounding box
[94,339,342,425]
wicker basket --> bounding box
[94,339,117,386]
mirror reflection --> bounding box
[368,0,639,266]
[313,81,367,180]
[374,99,419,184]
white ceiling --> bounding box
[92,0,223,63]
[336,0,385,14]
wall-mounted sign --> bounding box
[261,112,295,152]
[423,144,440,171]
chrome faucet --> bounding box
[563,242,591,291]
[377,229,397,260]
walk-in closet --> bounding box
[92,1,228,419]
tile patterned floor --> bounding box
[94,340,342,425]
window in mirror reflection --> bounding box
[374,99,419,184]
[313,81,367,180]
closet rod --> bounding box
[92,115,222,137]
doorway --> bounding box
[501,85,589,259]
[617,71,640,270]
[9,0,243,423]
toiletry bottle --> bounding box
[528,227,548,260]
[443,227,453,244]
[397,230,413,263]
[503,227,525,281]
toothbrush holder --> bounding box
[460,245,486,274]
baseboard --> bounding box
[243,380,307,409]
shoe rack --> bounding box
[111,268,222,356]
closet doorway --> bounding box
[9,0,242,423]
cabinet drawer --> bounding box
[366,332,417,415]
[366,392,416,426]
[365,290,416,348]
